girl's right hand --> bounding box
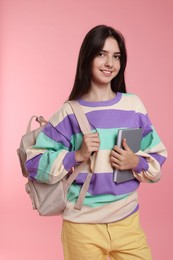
[75,132,100,162]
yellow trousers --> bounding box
[61,211,152,260]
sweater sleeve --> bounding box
[132,96,167,182]
[25,103,80,184]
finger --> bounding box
[85,137,100,145]
[89,144,100,151]
[113,145,124,154]
[122,138,131,151]
[111,150,122,160]
[84,134,100,142]
[112,162,125,170]
[85,141,100,150]
[84,132,99,138]
[110,154,125,168]
[91,137,100,143]
[111,158,122,169]
[111,155,120,165]
[91,147,100,152]
[111,154,124,168]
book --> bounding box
[113,128,142,183]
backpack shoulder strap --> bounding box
[64,100,93,210]
[66,100,91,134]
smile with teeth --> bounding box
[100,70,113,76]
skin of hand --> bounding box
[110,138,139,170]
[75,132,100,162]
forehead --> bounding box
[102,37,120,52]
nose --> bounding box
[105,56,113,68]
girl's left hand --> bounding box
[110,138,139,170]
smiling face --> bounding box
[91,37,121,89]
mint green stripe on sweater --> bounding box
[35,150,63,182]
[67,183,130,208]
[71,127,161,152]
[71,129,119,150]
[141,126,161,151]
[33,132,68,182]
[33,132,68,150]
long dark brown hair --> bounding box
[68,25,127,100]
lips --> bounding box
[100,70,113,76]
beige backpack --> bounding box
[17,101,93,216]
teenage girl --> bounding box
[26,25,167,260]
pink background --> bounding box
[1,0,172,259]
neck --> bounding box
[82,84,116,102]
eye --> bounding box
[114,55,121,60]
[98,51,105,57]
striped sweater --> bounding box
[25,92,167,223]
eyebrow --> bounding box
[101,50,121,55]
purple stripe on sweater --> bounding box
[133,156,149,173]
[87,110,138,129]
[43,107,152,149]
[25,154,42,179]
[136,113,152,136]
[75,172,140,196]
[150,153,167,166]
[54,110,152,136]
[63,151,79,171]
[42,122,71,148]
[55,114,84,136]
